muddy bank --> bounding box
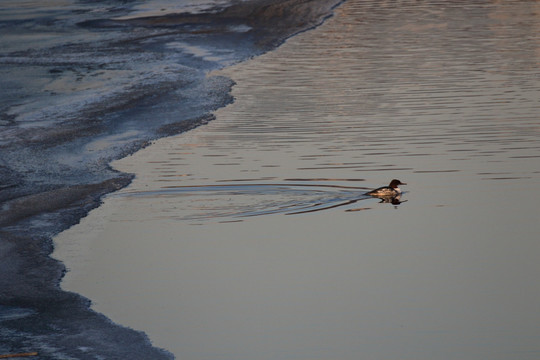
[0,0,342,357]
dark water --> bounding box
[54,1,540,359]
[0,0,342,358]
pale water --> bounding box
[54,1,540,359]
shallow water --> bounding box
[55,1,540,359]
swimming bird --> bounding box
[366,179,406,197]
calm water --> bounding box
[55,1,540,359]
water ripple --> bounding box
[116,182,391,221]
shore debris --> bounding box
[0,353,38,359]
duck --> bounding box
[366,179,406,197]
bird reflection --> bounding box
[368,193,407,208]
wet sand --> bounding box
[55,1,540,359]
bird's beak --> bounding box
[401,182,407,185]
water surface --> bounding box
[55,1,540,359]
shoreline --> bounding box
[0,0,343,358]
